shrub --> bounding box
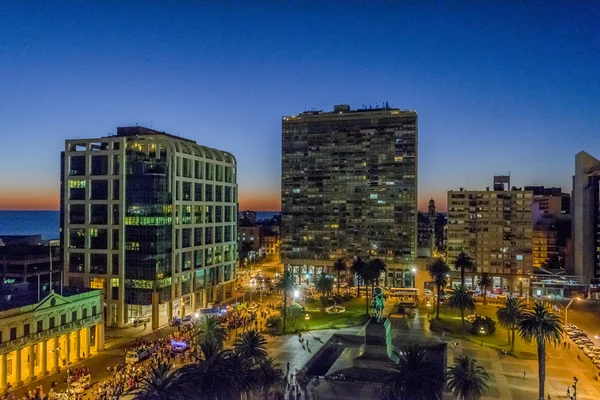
[265,315,282,330]
[305,296,316,304]
[287,303,305,327]
[470,316,496,335]
[332,294,344,304]
[342,293,353,301]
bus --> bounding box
[125,346,156,364]
[387,288,419,307]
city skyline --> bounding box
[1,2,599,212]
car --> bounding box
[170,317,182,326]
[583,349,595,358]
[182,315,192,322]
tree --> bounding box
[477,273,492,306]
[496,296,525,353]
[315,272,334,298]
[453,252,474,287]
[196,315,227,349]
[234,330,268,363]
[350,257,367,298]
[381,344,445,400]
[256,357,285,400]
[446,355,489,400]
[518,302,563,400]
[177,340,244,400]
[427,258,450,319]
[367,258,386,291]
[447,285,476,335]
[129,362,181,400]
[286,303,304,328]
[332,258,347,295]
[275,268,296,332]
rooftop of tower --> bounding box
[282,104,417,121]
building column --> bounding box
[64,333,71,363]
[0,353,7,392]
[201,289,207,308]
[84,327,91,359]
[97,323,105,351]
[40,340,48,376]
[167,301,173,321]
[27,345,35,382]
[180,301,185,318]
[74,330,81,362]
[14,348,22,386]
[52,337,60,373]
[191,292,196,311]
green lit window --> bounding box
[90,228,98,237]
[68,180,86,189]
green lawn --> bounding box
[283,298,369,332]
[431,304,538,359]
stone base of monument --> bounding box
[352,317,394,371]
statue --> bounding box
[371,287,386,323]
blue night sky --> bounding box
[0,1,598,211]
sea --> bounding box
[0,210,280,240]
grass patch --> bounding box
[430,304,537,360]
[276,298,369,333]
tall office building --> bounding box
[447,176,533,293]
[572,151,600,281]
[281,104,418,287]
[61,127,238,329]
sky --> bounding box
[0,1,598,212]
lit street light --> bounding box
[565,297,581,327]
[411,267,417,288]
[50,347,70,398]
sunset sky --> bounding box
[0,2,598,212]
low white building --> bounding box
[0,288,103,392]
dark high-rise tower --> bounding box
[281,105,418,287]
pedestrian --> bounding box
[567,387,570,396]
[568,342,571,350]
[547,394,551,400]
[144,322,147,330]
[523,369,527,380]
[563,341,566,349]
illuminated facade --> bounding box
[61,127,238,328]
[281,105,418,287]
[447,176,534,293]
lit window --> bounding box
[370,194,378,199]
[68,180,86,188]
[394,156,403,162]
[292,188,300,193]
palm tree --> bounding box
[332,258,347,295]
[256,357,285,400]
[477,273,492,306]
[350,257,367,298]
[177,339,246,400]
[234,329,268,363]
[453,251,474,287]
[447,284,476,335]
[382,344,445,400]
[427,258,450,319]
[275,267,296,332]
[446,355,489,400]
[496,296,525,353]
[518,302,563,400]
[129,362,181,400]
[315,272,334,298]
[196,314,227,348]
[368,258,386,291]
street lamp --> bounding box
[50,347,70,397]
[565,297,581,327]
[411,268,416,289]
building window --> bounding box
[82,308,88,319]
[49,317,55,329]
[61,314,66,325]
[10,327,16,341]
[92,305,97,315]
[37,320,43,332]
[23,324,30,336]
[91,180,108,200]
[72,311,77,322]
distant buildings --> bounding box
[281,104,418,287]
[417,199,438,258]
[61,127,238,329]
[239,210,257,225]
[572,151,600,283]
[447,176,533,293]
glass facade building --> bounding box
[61,127,238,328]
[281,105,418,287]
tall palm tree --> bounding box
[496,296,525,352]
[453,252,474,287]
[350,257,367,298]
[382,344,445,400]
[427,258,450,319]
[446,355,490,400]
[360,260,383,315]
[196,314,227,348]
[368,258,387,291]
[256,357,285,400]
[315,272,334,298]
[234,329,268,363]
[447,284,476,335]
[477,273,492,306]
[332,258,347,295]
[518,302,563,400]
[129,362,181,400]
[275,268,296,332]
